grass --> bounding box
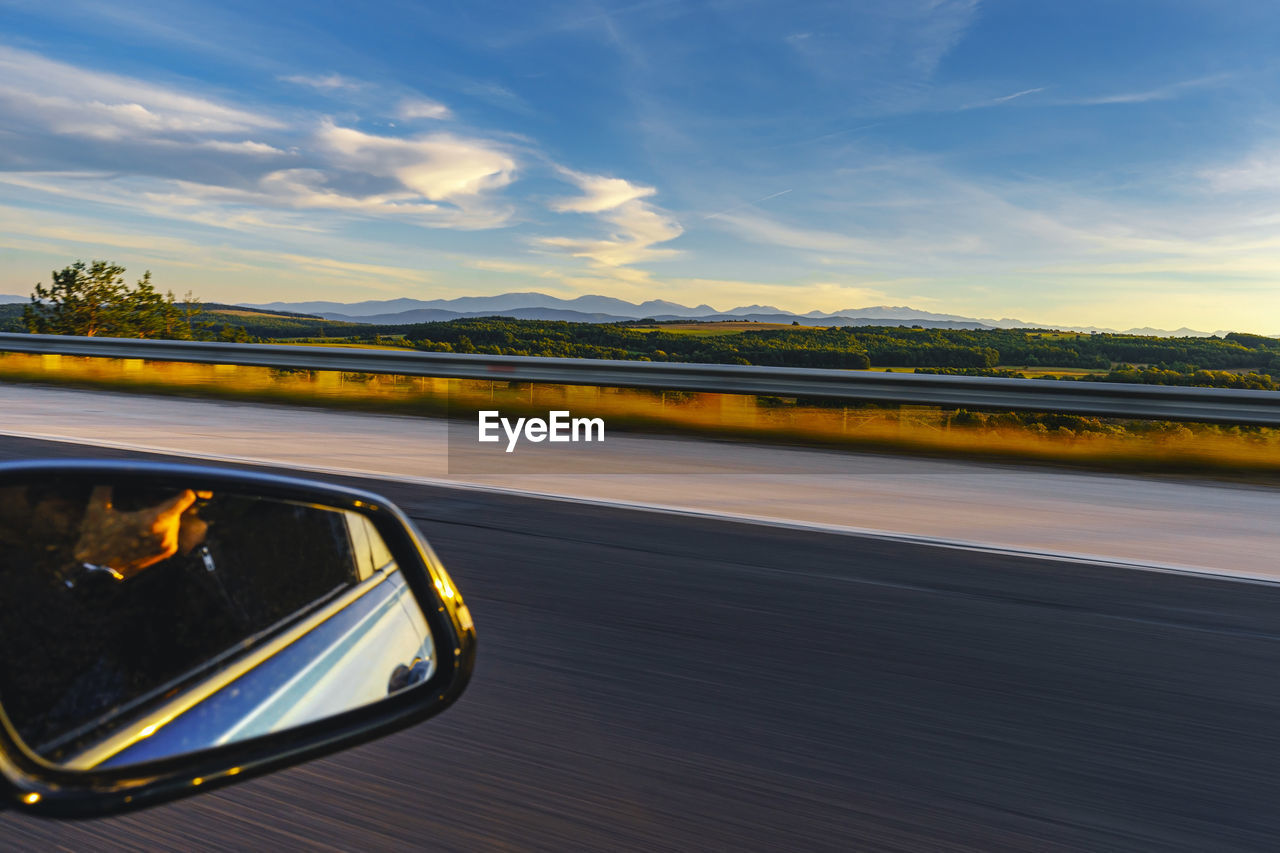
[0,351,1276,481]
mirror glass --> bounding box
[0,480,435,769]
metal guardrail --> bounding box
[1,332,1279,426]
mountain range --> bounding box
[240,292,1228,337]
[0,290,1237,336]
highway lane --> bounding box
[2,384,1279,576]
[2,435,1280,850]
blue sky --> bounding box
[1,0,1279,330]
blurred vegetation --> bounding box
[0,353,1276,480]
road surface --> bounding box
[0,435,1278,851]
[0,384,1276,576]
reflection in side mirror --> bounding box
[0,486,432,769]
[0,461,475,816]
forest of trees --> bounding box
[395,317,1280,386]
[402,319,875,368]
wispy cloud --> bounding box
[0,203,434,290]
[538,169,682,268]
[0,42,524,233]
[464,258,560,277]
[196,139,289,156]
[398,98,452,120]
[317,122,515,202]
[0,45,282,142]
[281,73,365,91]
[703,188,793,220]
[907,0,982,76]
[459,81,536,116]
[1065,74,1229,106]
[549,168,657,213]
[754,188,793,204]
[0,172,326,234]
[1201,148,1280,193]
[709,211,884,257]
[991,86,1045,104]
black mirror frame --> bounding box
[0,459,476,819]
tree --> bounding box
[23,260,203,339]
[127,272,204,340]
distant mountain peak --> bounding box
[724,304,786,314]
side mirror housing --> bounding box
[0,460,475,818]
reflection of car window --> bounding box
[196,497,358,634]
[344,512,395,580]
[367,516,394,570]
[0,488,362,755]
[345,511,374,581]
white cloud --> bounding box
[539,169,682,268]
[254,168,435,211]
[0,172,324,234]
[197,140,289,156]
[0,41,519,232]
[537,214,681,266]
[105,123,523,229]
[281,73,364,91]
[550,168,656,213]
[127,121,524,230]
[398,98,452,120]
[317,122,515,201]
[0,45,282,142]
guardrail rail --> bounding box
[1,332,1278,426]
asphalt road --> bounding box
[4,383,1278,577]
[2,435,1279,851]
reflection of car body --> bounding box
[55,512,435,770]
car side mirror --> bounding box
[0,460,475,818]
